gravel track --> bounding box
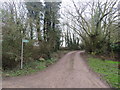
[2,51,110,88]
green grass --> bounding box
[106,61,120,64]
[88,57,120,88]
[3,58,56,77]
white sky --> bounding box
[0,0,118,2]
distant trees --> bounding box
[64,28,80,50]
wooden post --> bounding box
[21,39,23,69]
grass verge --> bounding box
[3,58,56,77]
[88,57,120,88]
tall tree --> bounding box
[43,1,61,51]
[25,2,43,42]
[64,0,118,54]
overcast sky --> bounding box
[0,0,119,7]
[1,0,118,3]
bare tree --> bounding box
[63,0,119,53]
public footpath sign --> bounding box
[22,39,29,43]
[21,39,29,69]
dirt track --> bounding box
[2,51,110,88]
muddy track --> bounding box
[2,51,110,88]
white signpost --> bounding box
[21,39,29,69]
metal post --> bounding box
[21,39,23,69]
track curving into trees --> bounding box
[3,51,110,88]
